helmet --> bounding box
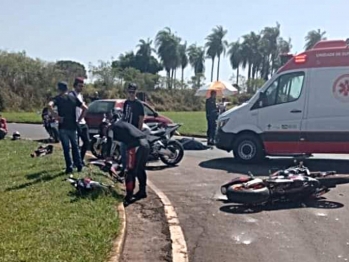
[12,131,21,140]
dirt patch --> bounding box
[120,188,172,262]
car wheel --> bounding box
[233,134,265,163]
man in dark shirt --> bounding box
[48,81,88,174]
[205,90,218,145]
[105,119,150,205]
[119,83,145,175]
[123,83,145,129]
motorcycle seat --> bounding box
[150,129,166,136]
[147,135,161,143]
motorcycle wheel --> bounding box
[159,140,184,166]
[316,175,349,188]
[226,184,270,205]
[90,137,103,159]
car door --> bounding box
[143,103,158,125]
[256,71,307,154]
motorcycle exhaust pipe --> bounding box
[159,148,173,156]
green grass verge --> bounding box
[0,139,122,262]
[161,111,206,137]
[2,111,208,137]
[2,112,42,124]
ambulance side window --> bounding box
[263,72,305,107]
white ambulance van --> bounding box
[215,39,349,163]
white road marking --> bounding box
[86,153,189,262]
[147,180,189,262]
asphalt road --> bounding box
[8,123,349,262]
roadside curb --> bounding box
[108,202,127,262]
[147,180,189,262]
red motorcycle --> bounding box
[220,162,349,205]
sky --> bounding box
[0,0,348,84]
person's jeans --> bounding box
[120,142,127,171]
[77,123,90,163]
[59,129,83,172]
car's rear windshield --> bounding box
[87,101,115,114]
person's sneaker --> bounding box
[77,166,83,172]
[134,190,147,199]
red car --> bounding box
[85,99,173,136]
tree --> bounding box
[205,26,228,81]
[228,41,242,86]
[55,60,87,84]
[112,39,163,75]
[187,44,205,88]
[89,60,119,89]
[178,42,188,84]
[155,27,181,89]
[304,29,327,50]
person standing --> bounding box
[119,83,145,174]
[48,81,87,174]
[123,83,145,129]
[69,77,90,165]
[205,90,218,145]
[0,113,8,140]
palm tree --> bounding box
[187,44,205,87]
[304,29,327,50]
[136,38,155,57]
[178,42,188,85]
[155,27,181,89]
[205,26,228,81]
[228,41,242,86]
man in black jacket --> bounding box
[105,119,150,205]
[205,90,218,145]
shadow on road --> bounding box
[199,157,349,176]
[219,200,344,214]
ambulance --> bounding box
[215,39,349,163]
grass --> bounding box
[161,111,206,137]
[2,111,208,136]
[2,111,42,124]
[0,139,122,262]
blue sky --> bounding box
[0,0,347,83]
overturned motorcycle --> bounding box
[220,163,349,205]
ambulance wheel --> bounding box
[233,134,265,163]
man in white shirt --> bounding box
[69,77,90,165]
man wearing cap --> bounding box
[48,81,88,174]
[123,83,145,129]
[119,83,145,175]
[69,77,90,165]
